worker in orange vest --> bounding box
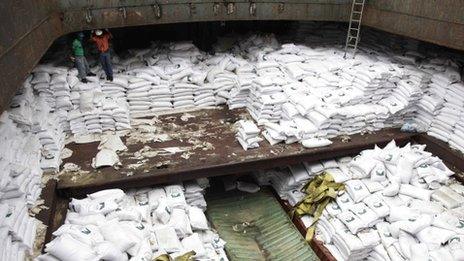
[91,29,114,82]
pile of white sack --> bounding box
[20,28,464,154]
[256,140,464,260]
[235,120,262,150]
[253,156,353,206]
[38,179,229,261]
[261,140,464,261]
[0,113,41,261]
[9,78,66,172]
[68,78,131,135]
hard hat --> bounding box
[95,30,103,36]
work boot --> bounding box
[87,72,96,76]
[81,78,88,83]
[109,76,113,82]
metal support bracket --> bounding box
[189,3,197,16]
[213,3,220,16]
[227,2,235,15]
[152,4,161,19]
[85,9,93,23]
[119,7,127,19]
[249,2,256,16]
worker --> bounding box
[71,32,95,83]
[91,29,114,82]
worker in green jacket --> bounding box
[70,32,95,83]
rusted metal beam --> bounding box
[56,107,414,198]
[60,1,350,34]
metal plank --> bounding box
[56,107,415,197]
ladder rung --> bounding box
[349,28,359,31]
[347,44,357,48]
[353,11,362,14]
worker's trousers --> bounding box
[99,52,113,78]
[75,56,90,80]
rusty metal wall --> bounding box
[0,0,62,114]
[363,0,464,51]
[1,0,463,114]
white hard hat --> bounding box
[95,30,103,36]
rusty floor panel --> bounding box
[57,107,415,197]
[206,188,318,261]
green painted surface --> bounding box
[206,189,319,261]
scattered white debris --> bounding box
[62,163,81,172]
[180,113,196,122]
[91,148,122,169]
[98,134,127,152]
[60,147,73,159]
[153,133,173,142]
[301,138,333,149]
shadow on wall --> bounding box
[39,20,296,63]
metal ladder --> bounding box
[344,0,366,58]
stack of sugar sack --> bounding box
[67,109,87,136]
[347,63,398,104]
[0,112,43,204]
[427,71,463,142]
[413,93,444,130]
[30,64,69,110]
[101,75,128,99]
[449,115,464,153]
[411,65,447,130]
[113,98,131,131]
[311,141,464,261]
[379,79,421,128]
[304,103,338,138]
[8,81,36,131]
[49,71,73,112]
[186,64,215,108]
[68,83,105,136]
[0,199,38,261]
[253,167,307,203]
[168,41,202,64]
[39,184,228,261]
[149,82,173,112]
[207,56,237,105]
[194,82,216,108]
[184,178,210,211]
[247,75,287,125]
[7,83,66,172]
[235,120,262,150]
[125,73,154,117]
[337,105,372,135]
[226,59,254,109]
[100,97,121,132]
[265,42,303,58]
[172,82,196,110]
[388,78,423,124]
[253,158,351,205]
[33,99,66,172]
